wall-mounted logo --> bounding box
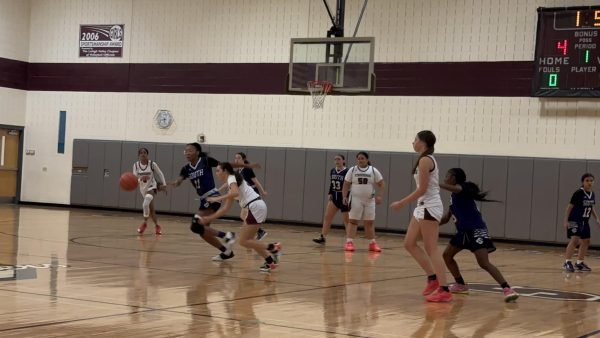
[469,283,600,302]
[79,24,124,57]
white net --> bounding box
[307,81,332,109]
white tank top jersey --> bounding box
[344,165,383,199]
[133,160,166,194]
[228,175,260,208]
[413,155,442,207]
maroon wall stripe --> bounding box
[0,57,28,90]
[129,63,289,94]
[0,58,534,96]
[374,61,533,97]
[28,63,130,92]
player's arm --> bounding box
[230,161,262,169]
[152,163,167,189]
[132,164,138,177]
[373,168,385,204]
[216,182,228,193]
[563,203,574,229]
[591,208,600,227]
[208,181,240,203]
[440,209,453,226]
[375,179,385,204]
[563,191,580,228]
[251,177,268,196]
[201,197,233,224]
[440,182,462,193]
[390,157,431,210]
[169,166,187,187]
[342,168,353,205]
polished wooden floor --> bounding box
[0,204,599,337]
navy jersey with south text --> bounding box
[568,188,595,224]
[449,183,486,231]
[329,167,349,200]
[179,157,219,197]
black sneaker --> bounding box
[212,251,234,261]
[576,262,592,272]
[313,235,326,244]
[564,261,575,272]
[256,228,268,240]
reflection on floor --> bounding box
[0,204,599,337]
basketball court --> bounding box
[1,204,599,337]
[2,0,600,337]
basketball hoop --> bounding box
[307,80,333,109]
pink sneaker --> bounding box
[154,224,162,235]
[368,242,382,252]
[448,283,469,294]
[344,241,355,252]
[503,287,519,302]
[137,223,147,234]
[426,288,453,302]
[422,279,439,296]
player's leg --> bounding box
[363,200,380,252]
[473,248,519,302]
[443,243,468,293]
[314,200,338,244]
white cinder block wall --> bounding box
[0,0,30,127]
[0,0,598,204]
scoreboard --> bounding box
[533,6,600,97]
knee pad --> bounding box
[143,194,154,217]
[190,217,205,235]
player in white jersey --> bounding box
[390,130,452,303]
[133,148,166,235]
[341,152,385,253]
[199,162,282,273]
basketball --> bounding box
[119,172,138,191]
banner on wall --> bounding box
[79,24,124,57]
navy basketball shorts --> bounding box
[567,221,591,240]
[449,228,496,253]
[331,195,350,213]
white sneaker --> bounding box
[224,232,236,251]
[212,251,234,261]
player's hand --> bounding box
[343,197,349,205]
[390,200,406,211]
[206,196,219,203]
[250,162,262,169]
[328,194,333,201]
[261,191,268,197]
[375,196,382,204]
[563,221,569,230]
[596,220,600,228]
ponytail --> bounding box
[448,168,499,203]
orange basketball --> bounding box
[119,172,138,191]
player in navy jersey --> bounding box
[313,154,349,245]
[169,143,259,261]
[563,173,600,272]
[439,168,518,302]
[234,152,268,240]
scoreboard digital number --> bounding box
[533,6,600,97]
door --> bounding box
[0,129,20,203]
